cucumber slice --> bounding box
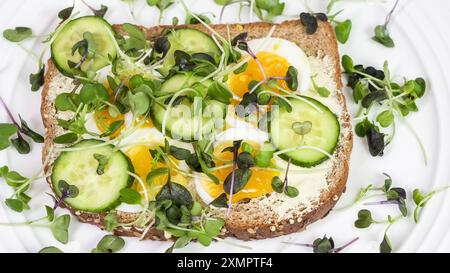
[270,96,340,167]
[158,28,221,76]
[51,16,117,77]
[160,74,213,97]
[150,99,226,142]
[51,140,133,212]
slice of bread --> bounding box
[41,19,352,241]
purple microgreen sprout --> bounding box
[363,199,400,206]
[282,236,359,253]
[49,180,79,210]
[80,0,108,18]
[231,32,267,80]
[0,96,38,147]
[226,140,242,216]
[282,158,291,191]
[282,158,298,198]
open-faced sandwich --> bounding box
[40,12,352,246]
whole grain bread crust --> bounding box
[41,19,352,241]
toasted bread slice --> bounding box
[41,19,352,241]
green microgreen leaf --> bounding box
[0,123,18,150]
[207,82,233,104]
[255,142,275,167]
[50,215,71,244]
[313,236,335,253]
[58,180,79,198]
[104,213,119,232]
[128,92,150,115]
[146,167,169,185]
[93,153,109,175]
[373,25,394,48]
[53,133,78,144]
[79,83,109,105]
[271,176,284,193]
[46,205,55,222]
[122,23,147,52]
[55,93,81,112]
[5,198,24,212]
[92,235,125,253]
[236,152,255,169]
[285,186,299,198]
[335,19,352,44]
[354,209,373,229]
[285,66,298,91]
[372,0,399,48]
[223,168,252,194]
[376,110,394,128]
[18,115,44,143]
[100,120,124,138]
[190,201,202,216]
[30,65,46,91]
[156,182,194,209]
[39,246,64,253]
[341,55,354,73]
[379,233,392,253]
[186,13,211,24]
[169,145,191,160]
[120,188,142,205]
[3,27,32,42]
[58,6,74,23]
[210,193,228,208]
[11,137,30,154]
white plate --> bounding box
[0,0,449,253]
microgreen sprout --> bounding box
[57,2,75,24]
[334,173,407,215]
[247,66,299,94]
[342,55,427,163]
[282,235,359,253]
[2,26,47,91]
[80,0,108,18]
[412,186,450,223]
[271,159,299,198]
[0,211,71,244]
[231,32,267,80]
[354,209,403,253]
[146,0,175,23]
[311,75,331,97]
[372,0,399,48]
[0,96,44,154]
[225,140,242,216]
[301,0,352,44]
[215,0,285,23]
[39,246,64,253]
[48,180,80,210]
[91,235,125,253]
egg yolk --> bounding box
[94,81,155,138]
[126,145,188,200]
[94,109,125,139]
[201,142,279,203]
[228,51,291,98]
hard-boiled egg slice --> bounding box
[227,37,311,97]
[194,127,280,205]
